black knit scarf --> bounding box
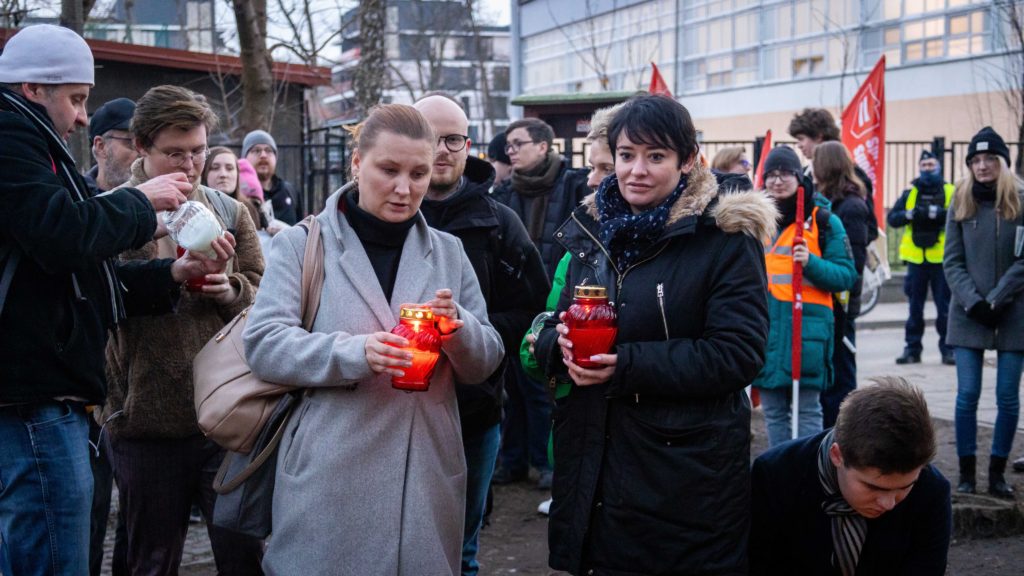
[971,180,997,203]
[0,87,126,325]
[596,175,686,272]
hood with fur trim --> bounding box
[581,164,778,243]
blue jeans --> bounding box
[904,262,950,355]
[461,423,500,576]
[500,362,552,473]
[954,347,1023,458]
[760,387,823,448]
[0,402,92,576]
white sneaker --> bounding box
[537,498,552,515]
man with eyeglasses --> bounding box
[491,117,589,490]
[243,129,300,226]
[97,84,265,575]
[414,94,548,576]
[0,26,233,575]
[84,97,138,195]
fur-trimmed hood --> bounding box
[581,164,778,243]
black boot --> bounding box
[896,350,921,365]
[957,455,976,494]
[989,456,1016,499]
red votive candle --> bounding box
[389,306,442,392]
[565,285,618,369]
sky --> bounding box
[480,0,511,26]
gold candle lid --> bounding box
[399,307,435,321]
[574,285,607,299]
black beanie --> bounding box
[966,126,1010,168]
[488,132,511,164]
[919,149,937,162]
[763,146,803,176]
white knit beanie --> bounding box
[0,24,95,86]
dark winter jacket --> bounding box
[266,175,301,225]
[0,108,179,405]
[534,164,777,575]
[420,157,549,433]
[807,164,878,243]
[830,192,871,318]
[491,159,590,280]
[751,430,952,576]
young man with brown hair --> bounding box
[751,378,952,576]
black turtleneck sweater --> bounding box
[341,190,416,302]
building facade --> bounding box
[512,0,1021,203]
[328,0,511,146]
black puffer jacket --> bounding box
[491,158,590,280]
[420,157,549,433]
[535,165,776,576]
[0,107,179,404]
[830,192,870,318]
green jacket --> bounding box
[752,199,857,391]
[520,252,571,400]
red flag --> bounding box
[842,55,886,232]
[649,62,671,97]
[753,130,772,189]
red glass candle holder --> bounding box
[176,246,207,292]
[389,306,442,392]
[565,285,618,369]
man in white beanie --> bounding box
[242,128,301,225]
[0,24,235,575]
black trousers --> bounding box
[107,433,264,576]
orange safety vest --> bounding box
[764,207,833,309]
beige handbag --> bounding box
[194,215,324,454]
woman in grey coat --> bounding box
[944,126,1024,500]
[242,104,504,575]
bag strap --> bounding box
[205,187,240,231]
[213,395,297,494]
[297,215,323,330]
[0,244,21,317]
[212,216,324,495]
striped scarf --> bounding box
[0,87,126,325]
[818,429,868,576]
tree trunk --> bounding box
[231,0,275,136]
[354,0,386,117]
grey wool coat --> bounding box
[943,186,1024,350]
[242,186,504,575]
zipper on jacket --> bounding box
[656,283,669,340]
[616,243,670,294]
[570,212,620,277]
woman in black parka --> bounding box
[534,95,777,576]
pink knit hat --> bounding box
[236,159,264,202]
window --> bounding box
[683,59,707,92]
[734,12,757,47]
[763,4,793,41]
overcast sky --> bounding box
[480,0,511,26]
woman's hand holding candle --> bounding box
[425,289,462,334]
[365,332,413,377]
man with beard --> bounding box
[887,150,955,366]
[84,98,137,194]
[413,94,548,576]
[242,129,300,225]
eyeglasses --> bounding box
[248,145,276,157]
[969,154,1000,167]
[436,134,469,153]
[155,146,210,168]
[765,171,798,183]
[505,139,538,153]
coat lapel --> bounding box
[324,188,396,330]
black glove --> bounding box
[966,301,1000,328]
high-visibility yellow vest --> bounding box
[898,183,954,264]
[765,207,833,308]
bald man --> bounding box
[414,94,549,576]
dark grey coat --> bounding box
[943,186,1024,350]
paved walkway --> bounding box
[857,303,1021,431]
